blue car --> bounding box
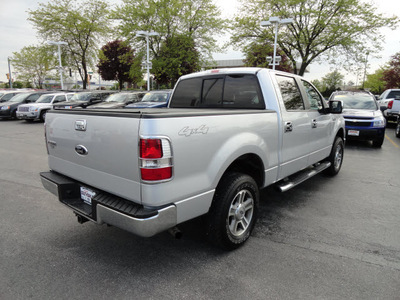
[125,90,172,108]
[329,91,386,147]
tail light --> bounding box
[388,100,393,109]
[140,138,173,182]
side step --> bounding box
[276,161,331,192]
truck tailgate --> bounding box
[45,110,141,203]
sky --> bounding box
[1,0,400,86]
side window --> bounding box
[54,95,65,103]
[301,80,324,110]
[170,78,202,108]
[26,94,40,102]
[276,75,304,111]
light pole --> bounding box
[136,30,159,91]
[48,41,68,90]
[260,17,293,70]
[7,57,13,88]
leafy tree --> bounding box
[152,34,201,88]
[28,0,111,89]
[11,45,56,88]
[97,40,141,90]
[364,68,386,94]
[383,52,400,89]
[112,0,226,61]
[321,70,344,97]
[231,0,398,76]
[243,41,293,72]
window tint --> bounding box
[387,90,400,99]
[27,94,41,101]
[170,74,264,109]
[301,80,324,110]
[170,78,202,107]
[276,75,304,110]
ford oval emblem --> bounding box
[75,145,88,155]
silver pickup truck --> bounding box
[40,68,345,249]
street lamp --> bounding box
[260,17,293,70]
[136,30,159,91]
[47,40,68,90]
[7,57,13,88]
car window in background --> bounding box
[69,93,92,101]
[36,95,54,103]
[105,93,127,103]
[333,94,378,110]
[142,92,169,102]
[9,93,29,103]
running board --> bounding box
[276,161,331,192]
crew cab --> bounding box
[40,68,345,249]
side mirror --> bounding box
[329,100,343,114]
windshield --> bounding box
[333,94,378,110]
[69,92,92,101]
[9,93,29,103]
[105,93,128,103]
[141,92,169,103]
[36,95,55,103]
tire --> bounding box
[324,136,344,176]
[372,136,384,148]
[40,110,47,122]
[396,121,400,138]
[207,172,259,250]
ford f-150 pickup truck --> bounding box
[40,68,345,249]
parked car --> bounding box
[88,91,146,109]
[396,115,400,138]
[16,93,70,122]
[53,90,117,109]
[0,90,26,103]
[125,90,172,108]
[377,89,400,122]
[329,91,386,147]
[0,91,51,119]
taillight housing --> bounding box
[140,138,173,182]
[388,100,393,109]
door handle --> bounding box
[285,121,293,132]
[312,119,317,128]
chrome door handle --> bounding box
[312,119,317,128]
[285,121,293,132]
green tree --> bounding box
[112,0,226,61]
[243,41,293,72]
[28,0,111,89]
[11,45,56,88]
[97,40,141,90]
[231,0,398,76]
[321,70,344,97]
[383,52,400,89]
[364,68,386,94]
[152,34,201,88]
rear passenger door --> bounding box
[275,74,311,179]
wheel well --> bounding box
[224,154,264,188]
[336,128,345,142]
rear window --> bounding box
[170,74,264,109]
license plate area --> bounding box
[80,186,95,205]
[348,130,360,136]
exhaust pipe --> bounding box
[168,226,182,239]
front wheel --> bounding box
[207,172,259,250]
[324,136,344,176]
[39,110,47,122]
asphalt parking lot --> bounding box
[1,119,399,300]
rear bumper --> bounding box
[40,171,177,237]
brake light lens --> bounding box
[140,139,163,158]
[388,100,393,109]
[140,138,173,182]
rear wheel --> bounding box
[396,121,400,138]
[324,136,344,176]
[207,172,259,250]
